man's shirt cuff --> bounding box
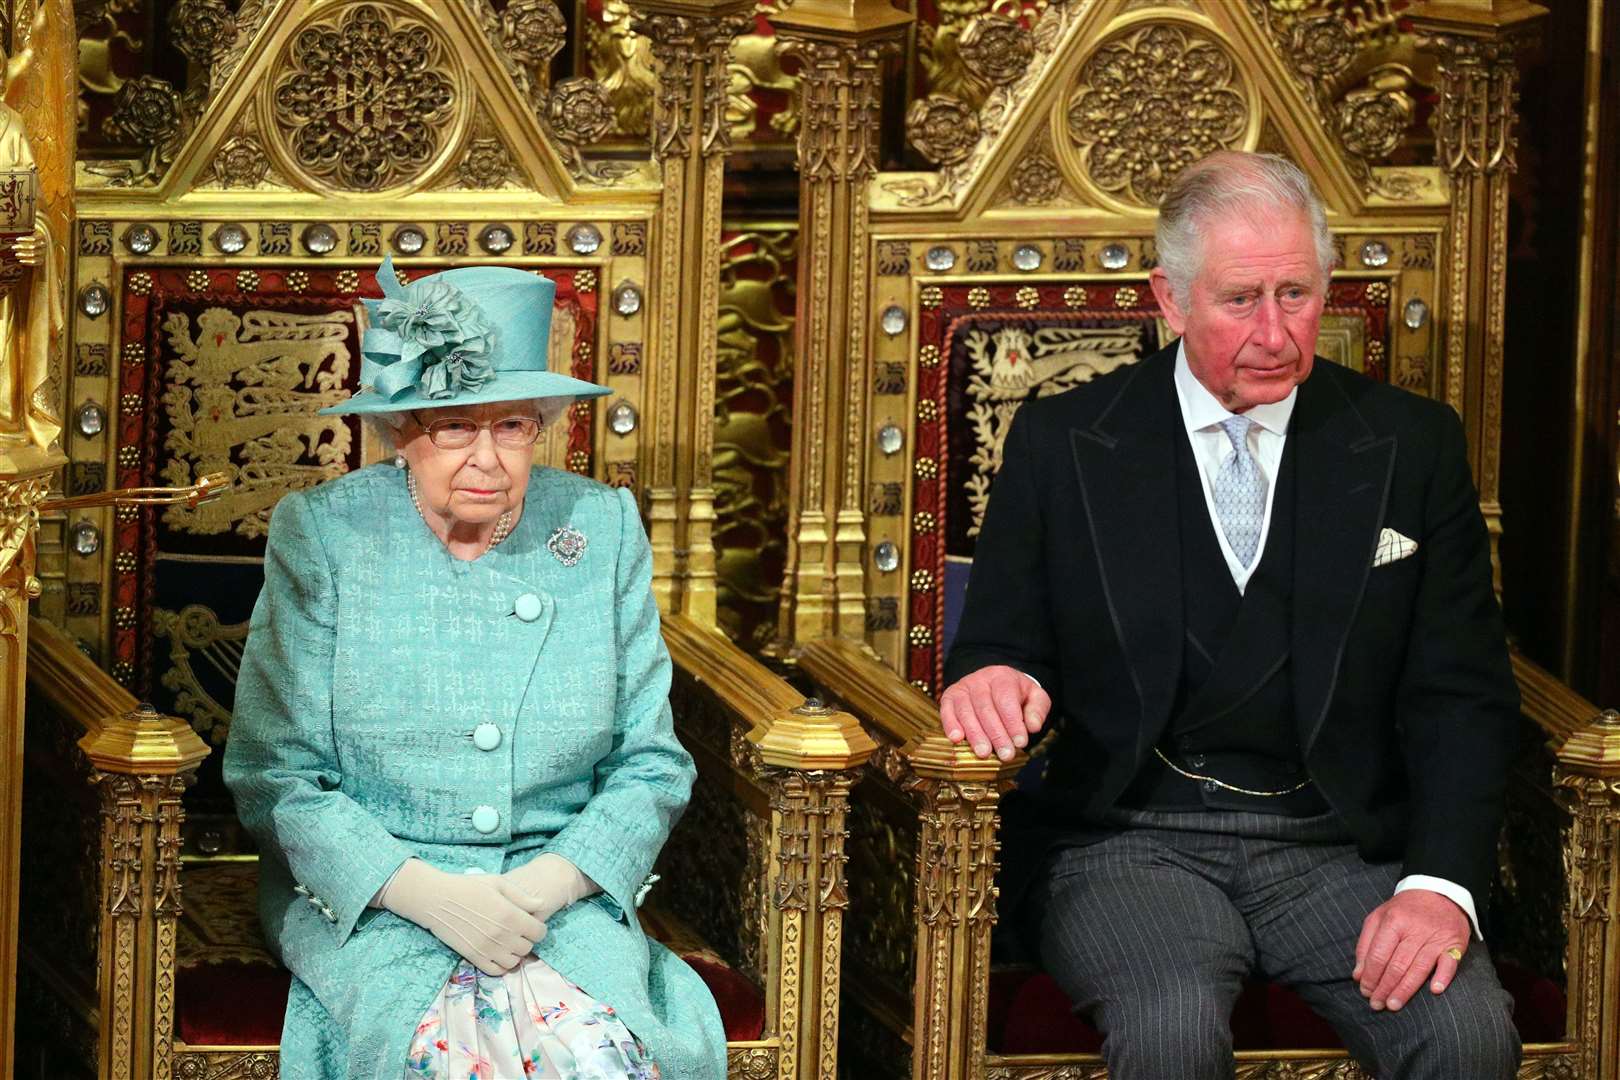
[1395,875,1482,940]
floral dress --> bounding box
[404,955,661,1080]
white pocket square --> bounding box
[1372,528,1418,568]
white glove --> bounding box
[501,853,600,923]
[378,858,548,976]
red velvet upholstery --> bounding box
[176,952,767,1047]
[177,961,291,1047]
[681,954,768,1042]
[987,963,1565,1055]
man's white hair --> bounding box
[1155,151,1337,300]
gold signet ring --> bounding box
[1445,946,1463,961]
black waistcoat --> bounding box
[1118,421,1328,816]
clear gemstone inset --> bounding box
[1012,244,1043,271]
[608,401,638,436]
[612,282,643,317]
[391,225,427,255]
[1403,297,1429,330]
[76,401,106,438]
[123,224,159,254]
[568,224,603,255]
[877,424,903,456]
[71,521,101,556]
[213,224,249,254]
[79,284,111,317]
[302,223,339,255]
[479,224,515,254]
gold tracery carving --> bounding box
[1064,21,1252,209]
[265,2,470,194]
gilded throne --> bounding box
[765,1,1620,1078]
[10,2,863,1079]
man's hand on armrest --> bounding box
[939,665,1052,761]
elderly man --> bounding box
[939,151,1520,1078]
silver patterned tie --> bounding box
[1212,415,1266,568]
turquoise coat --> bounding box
[222,463,726,1080]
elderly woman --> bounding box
[223,259,725,1080]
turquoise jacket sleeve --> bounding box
[543,486,695,919]
[222,490,414,946]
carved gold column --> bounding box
[1555,710,1620,1080]
[80,706,207,1080]
[0,3,74,1074]
[1410,1,1546,591]
[774,0,911,646]
[77,709,205,1080]
[906,740,1018,1080]
[629,0,752,623]
[752,700,876,1080]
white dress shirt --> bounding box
[1171,343,1481,939]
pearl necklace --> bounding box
[407,470,514,555]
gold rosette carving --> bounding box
[168,0,237,66]
[905,94,980,167]
[958,14,1033,87]
[501,0,568,68]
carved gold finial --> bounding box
[749,697,877,771]
[904,731,1024,782]
[1557,709,1620,774]
[79,702,210,776]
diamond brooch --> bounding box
[548,525,587,567]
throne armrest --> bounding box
[22,615,209,1080]
[798,636,1020,1080]
[1513,650,1620,1080]
[659,615,875,1080]
[796,636,1021,780]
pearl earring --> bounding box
[394,454,406,469]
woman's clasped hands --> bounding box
[379,853,600,977]
[379,859,550,977]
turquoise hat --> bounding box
[320,257,610,416]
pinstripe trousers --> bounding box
[1031,809,1520,1080]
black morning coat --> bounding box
[943,343,1520,921]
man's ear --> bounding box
[1149,268,1186,336]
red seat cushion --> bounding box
[177,960,291,1047]
[988,962,1565,1054]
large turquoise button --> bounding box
[515,593,542,622]
[473,722,501,752]
[471,805,500,834]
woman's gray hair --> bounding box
[363,398,570,450]
[1155,151,1336,300]
[363,410,409,449]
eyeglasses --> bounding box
[416,413,543,450]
